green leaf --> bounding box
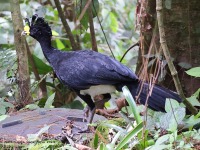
[148,144,170,150]
[91,0,99,17]
[1,101,14,108]
[160,107,185,131]
[115,121,143,150]
[165,98,180,113]
[155,134,169,145]
[94,133,99,149]
[185,115,200,127]
[52,30,59,36]
[30,54,52,75]
[109,12,118,33]
[193,88,200,97]
[37,98,48,108]
[55,39,65,50]
[185,67,200,77]
[187,96,200,106]
[25,104,40,110]
[99,143,107,150]
[122,86,142,124]
[69,100,84,109]
[27,124,51,142]
[44,92,55,108]
[80,14,89,29]
[0,114,8,122]
[0,107,6,114]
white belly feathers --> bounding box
[80,85,116,98]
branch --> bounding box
[54,0,79,50]
[88,2,98,51]
[156,0,198,114]
[76,0,92,24]
[120,42,139,62]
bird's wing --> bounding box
[56,50,138,90]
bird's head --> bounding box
[22,14,52,41]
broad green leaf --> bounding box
[115,121,143,150]
[52,30,59,36]
[187,96,200,106]
[80,15,89,29]
[1,101,14,108]
[30,54,52,75]
[55,39,65,50]
[109,12,118,33]
[44,92,55,108]
[160,107,185,131]
[168,118,178,132]
[91,0,99,17]
[165,98,180,113]
[185,115,200,127]
[69,100,84,109]
[99,143,107,150]
[25,104,40,110]
[148,144,170,150]
[169,131,177,143]
[122,86,142,124]
[193,88,200,97]
[0,106,6,114]
[155,134,169,145]
[28,124,51,142]
[75,0,99,29]
[185,67,200,77]
[0,114,8,121]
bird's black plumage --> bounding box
[23,15,182,124]
[54,50,138,89]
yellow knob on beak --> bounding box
[21,25,30,36]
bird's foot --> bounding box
[77,126,91,133]
[96,108,119,118]
[83,106,90,122]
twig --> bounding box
[92,0,115,59]
[54,0,79,50]
[76,0,92,25]
[156,0,197,115]
[88,2,98,51]
[120,42,139,62]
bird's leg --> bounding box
[83,105,90,122]
[78,107,96,133]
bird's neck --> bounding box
[39,37,52,53]
[38,37,58,64]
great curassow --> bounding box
[22,15,182,128]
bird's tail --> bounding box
[126,82,182,112]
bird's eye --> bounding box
[31,28,38,33]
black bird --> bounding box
[22,15,182,125]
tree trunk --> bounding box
[10,0,33,104]
[136,0,200,97]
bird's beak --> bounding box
[21,25,30,36]
[21,31,27,36]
